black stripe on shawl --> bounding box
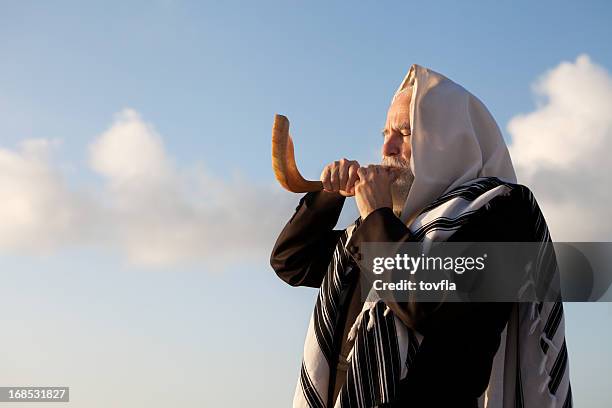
[405,329,419,370]
[312,229,355,364]
[339,303,403,407]
[540,302,563,353]
[515,317,525,408]
[548,340,568,395]
[563,384,572,408]
[519,183,570,398]
[418,177,506,215]
[300,360,325,408]
[411,210,480,241]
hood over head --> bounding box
[395,64,517,225]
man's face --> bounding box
[382,90,412,164]
[381,89,414,216]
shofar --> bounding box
[271,114,324,193]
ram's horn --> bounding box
[271,114,323,193]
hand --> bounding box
[320,158,360,197]
[355,165,396,219]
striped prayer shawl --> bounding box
[293,177,572,408]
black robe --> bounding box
[271,187,537,407]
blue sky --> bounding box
[1,1,612,407]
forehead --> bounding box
[385,90,412,129]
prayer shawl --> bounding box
[293,65,571,407]
[293,177,572,408]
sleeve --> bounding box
[270,190,346,288]
[344,186,530,332]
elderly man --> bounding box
[271,65,571,408]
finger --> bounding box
[368,165,382,179]
[387,165,401,178]
[330,162,340,191]
[347,164,360,191]
[339,158,349,190]
[357,166,367,181]
[320,165,332,191]
[378,165,392,177]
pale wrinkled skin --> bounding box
[320,89,414,219]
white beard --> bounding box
[381,156,414,217]
[391,168,414,217]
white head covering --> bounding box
[395,64,517,225]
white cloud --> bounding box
[0,139,95,252]
[0,109,294,268]
[508,54,612,241]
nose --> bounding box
[382,135,401,157]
